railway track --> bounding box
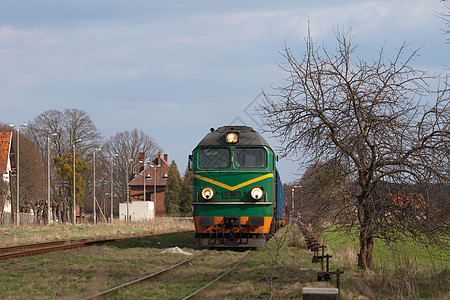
[0,230,192,260]
[82,249,255,299]
[181,250,254,299]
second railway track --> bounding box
[0,230,192,260]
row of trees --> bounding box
[1,108,164,223]
[262,27,449,269]
[164,161,193,216]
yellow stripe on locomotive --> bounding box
[189,126,285,248]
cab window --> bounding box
[235,148,266,168]
[199,148,230,169]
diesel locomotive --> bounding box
[189,126,284,248]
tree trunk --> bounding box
[52,204,56,223]
[63,199,68,223]
[32,204,40,224]
[42,206,47,224]
[57,203,62,223]
[358,210,375,269]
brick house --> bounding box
[128,153,170,216]
[0,132,15,213]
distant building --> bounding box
[391,193,425,209]
[0,132,15,213]
[128,153,170,217]
[119,201,155,222]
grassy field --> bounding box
[322,228,449,299]
[0,217,193,247]
[0,221,448,299]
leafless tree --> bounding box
[25,109,102,159]
[439,1,450,41]
[102,129,163,215]
[297,161,355,227]
[261,28,450,269]
[18,134,46,220]
[0,123,46,223]
[24,109,102,222]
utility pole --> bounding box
[47,133,57,224]
[291,185,302,223]
[73,139,81,225]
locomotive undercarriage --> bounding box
[196,216,274,248]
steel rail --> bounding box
[181,249,255,300]
[0,242,88,260]
[0,230,193,260]
[81,251,211,300]
[0,240,69,253]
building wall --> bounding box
[128,153,171,216]
[0,132,13,213]
[152,190,166,216]
[119,201,155,222]
[129,186,166,216]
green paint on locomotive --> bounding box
[191,141,277,218]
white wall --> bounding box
[2,173,11,213]
[119,201,155,222]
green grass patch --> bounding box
[1,223,448,299]
[322,226,449,299]
[111,231,197,249]
[323,227,449,270]
[0,217,194,247]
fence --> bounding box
[299,223,344,300]
[0,212,38,226]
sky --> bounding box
[1,0,448,183]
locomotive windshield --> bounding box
[235,148,266,168]
[199,148,230,169]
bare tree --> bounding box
[439,1,450,42]
[24,109,102,222]
[25,109,102,159]
[261,28,450,269]
[18,134,46,220]
[0,123,46,223]
[298,161,354,227]
[102,129,163,214]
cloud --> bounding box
[1,0,447,182]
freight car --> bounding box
[188,126,284,248]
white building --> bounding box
[119,201,155,222]
[0,132,14,213]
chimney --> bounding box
[157,152,161,166]
[164,154,168,162]
[139,152,145,172]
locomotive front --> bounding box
[189,126,282,248]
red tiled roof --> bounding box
[0,132,13,174]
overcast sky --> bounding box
[1,0,448,182]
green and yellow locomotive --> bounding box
[189,126,284,248]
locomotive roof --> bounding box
[195,126,272,148]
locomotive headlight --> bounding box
[250,187,264,200]
[201,187,214,200]
[226,132,238,144]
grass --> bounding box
[0,223,313,299]
[0,221,448,299]
[0,217,193,247]
[323,227,450,299]
[323,228,449,270]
